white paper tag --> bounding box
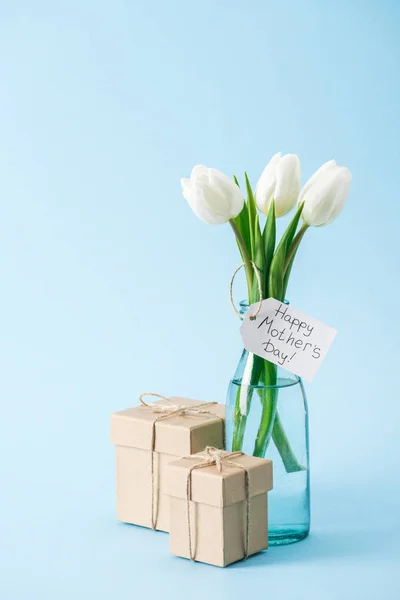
[240,298,337,382]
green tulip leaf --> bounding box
[282,222,308,297]
[282,253,296,298]
[262,199,276,297]
[268,202,304,301]
[244,172,257,260]
[232,174,251,259]
[251,214,265,302]
[235,203,251,256]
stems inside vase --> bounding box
[253,361,278,457]
[231,352,305,472]
[272,412,305,473]
[252,361,303,472]
[232,353,263,451]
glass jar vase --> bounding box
[225,301,310,546]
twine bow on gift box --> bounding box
[185,446,251,561]
[139,392,224,530]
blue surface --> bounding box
[0,1,399,598]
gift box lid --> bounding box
[110,397,225,456]
[164,450,273,507]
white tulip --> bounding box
[299,160,352,227]
[255,152,301,217]
[181,165,244,225]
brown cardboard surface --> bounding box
[110,397,225,455]
[165,450,272,566]
[164,450,273,507]
[110,398,225,531]
[115,446,177,531]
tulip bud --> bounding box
[299,160,352,227]
[181,165,245,225]
[255,152,301,217]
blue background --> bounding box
[1,1,399,598]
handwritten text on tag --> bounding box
[240,298,337,381]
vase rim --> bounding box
[233,372,300,389]
[239,298,290,308]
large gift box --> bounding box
[165,447,273,567]
[110,396,225,532]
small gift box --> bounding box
[110,395,225,532]
[165,447,273,567]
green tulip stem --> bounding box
[232,353,263,451]
[272,412,305,473]
[229,219,253,301]
[283,223,309,276]
[253,361,278,457]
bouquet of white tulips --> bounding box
[181,154,351,466]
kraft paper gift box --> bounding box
[164,448,273,567]
[110,397,225,532]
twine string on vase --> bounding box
[229,261,263,320]
[185,446,251,561]
[138,393,224,530]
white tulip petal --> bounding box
[301,177,336,226]
[323,168,352,226]
[195,187,229,225]
[182,165,244,225]
[209,168,244,217]
[301,165,352,227]
[298,160,337,205]
[209,168,236,191]
[256,177,276,214]
[274,154,301,216]
[202,181,231,215]
[181,178,192,198]
[190,165,209,183]
[255,152,282,215]
[229,184,245,218]
[182,176,219,224]
[183,185,213,224]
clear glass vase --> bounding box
[225,301,310,546]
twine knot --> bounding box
[197,446,244,472]
[139,393,218,418]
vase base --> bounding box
[268,527,309,546]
